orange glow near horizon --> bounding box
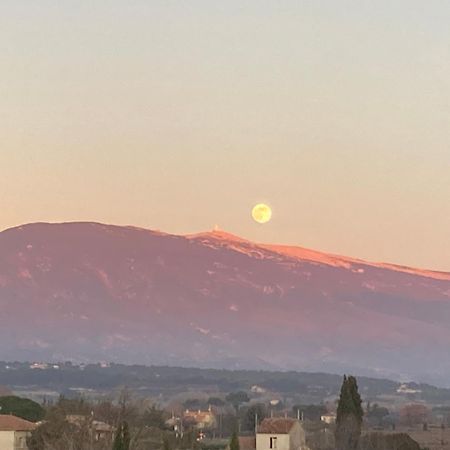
[0,1,449,271]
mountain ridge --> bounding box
[1,221,449,385]
[187,227,450,280]
[3,221,449,279]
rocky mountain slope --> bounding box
[0,222,449,384]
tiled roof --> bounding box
[0,415,37,431]
[66,415,114,432]
[258,418,298,434]
[183,410,215,423]
[92,420,114,432]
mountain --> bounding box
[0,222,449,385]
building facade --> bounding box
[183,407,216,430]
[256,418,308,450]
[0,415,37,450]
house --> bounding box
[396,383,422,395]
[91,420,115,441]
[183,407,216,430]
[29,363,48,370]
[320,413,336,424]
[165,415,183,438]
[0,415,37,450]
[66,415,114,442]
[251,385,267,394]
[256,418,308,450]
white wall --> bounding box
[256,423,307,450]
[0,430,15,450]
[256,433,290,450]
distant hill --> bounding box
[1,362,450,406]
[0,222,449,385]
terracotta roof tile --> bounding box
[258,418,298,434]
[0,415,37,431]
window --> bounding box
[270,437,277,449]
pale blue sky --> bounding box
[1,0,449,270]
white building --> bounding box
[251,385,267,394]
[0,415,37,450]
[396,383,422,395]
[29,363,48,370]
[320,413,336,424]
[256,418,308,450]
[182,407,216,430]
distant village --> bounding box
[1,363,450,450]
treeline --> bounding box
[3,362,448,403]
[0,374,429,450]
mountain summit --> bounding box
[1,222,449,384]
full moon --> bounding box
[252,203,272,224]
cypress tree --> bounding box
[113,423,124,450]
[348,376,363,422]
[230,431,240,450]
[113,421,131,450]
[163,436,171,450]
[122,421,131,450]
[335,375,363,450]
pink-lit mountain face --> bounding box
[1,223,449,384]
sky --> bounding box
[1,0,449,271]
